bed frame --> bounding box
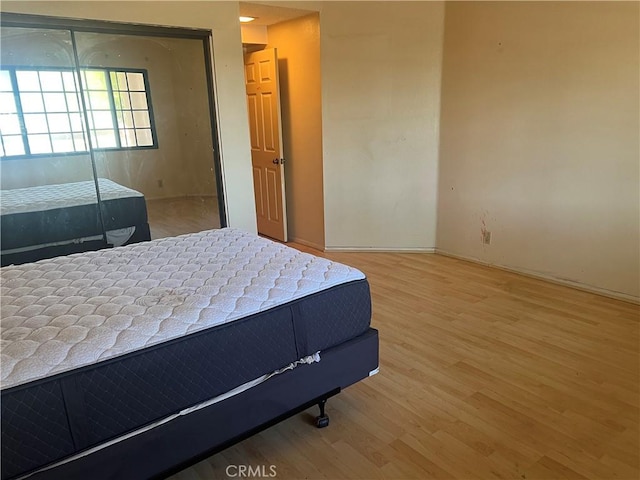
[19,329,379,480]
[1,228,379,480]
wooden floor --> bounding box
[158,201,638,479]
[146,196,220,240]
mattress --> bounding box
[0,179,149,252]
[0,228,372,480]
[0,179,143,215]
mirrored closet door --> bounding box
[0,15,225,266]
[74,30,222,241]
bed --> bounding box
[0,228,379,480]
[0,179,151,267]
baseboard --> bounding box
[324,246,436,253]
[435,249,639,305]
[289,237,325,252]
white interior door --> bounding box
[244,48,287,242]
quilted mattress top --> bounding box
[0,228,365,389]
[0,178,143,216]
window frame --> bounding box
[0,65,158,161]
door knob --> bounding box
[273,158,279,164]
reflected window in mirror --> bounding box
[0,67,156,159]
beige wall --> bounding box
[320,1,445,250]
[88,34,217,200]
[267,13,325,249]
[1,30,217,200]
[437,1,640,300]
[1,1,257,233]
[241,24,268,45]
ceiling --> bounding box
[239,2,315,26]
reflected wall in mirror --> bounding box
[0,26,118,266]
[0,27,93,186]
[1,19,224,266]
[75,31,220,240]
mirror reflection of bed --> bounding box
[0,178,152,266]
[0,26,223,265]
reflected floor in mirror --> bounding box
[146,196,220,239]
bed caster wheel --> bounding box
[315,414,330,428]
[315,398,329,428]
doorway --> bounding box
[240,3,325,250]
[244,48,287,242]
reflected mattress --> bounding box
[0,179,149,252]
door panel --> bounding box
[247,94,260,149]
[262,94,275,151]
[266,167,280,221]
[244,48,287,242]
[252,166,264,216]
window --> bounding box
[0,67,156,159]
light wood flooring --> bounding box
[155,201,639,479]
[146,196,220,240]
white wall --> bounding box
[320,1,445,250]
[1,1,257,233]
[437,1,640,300]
